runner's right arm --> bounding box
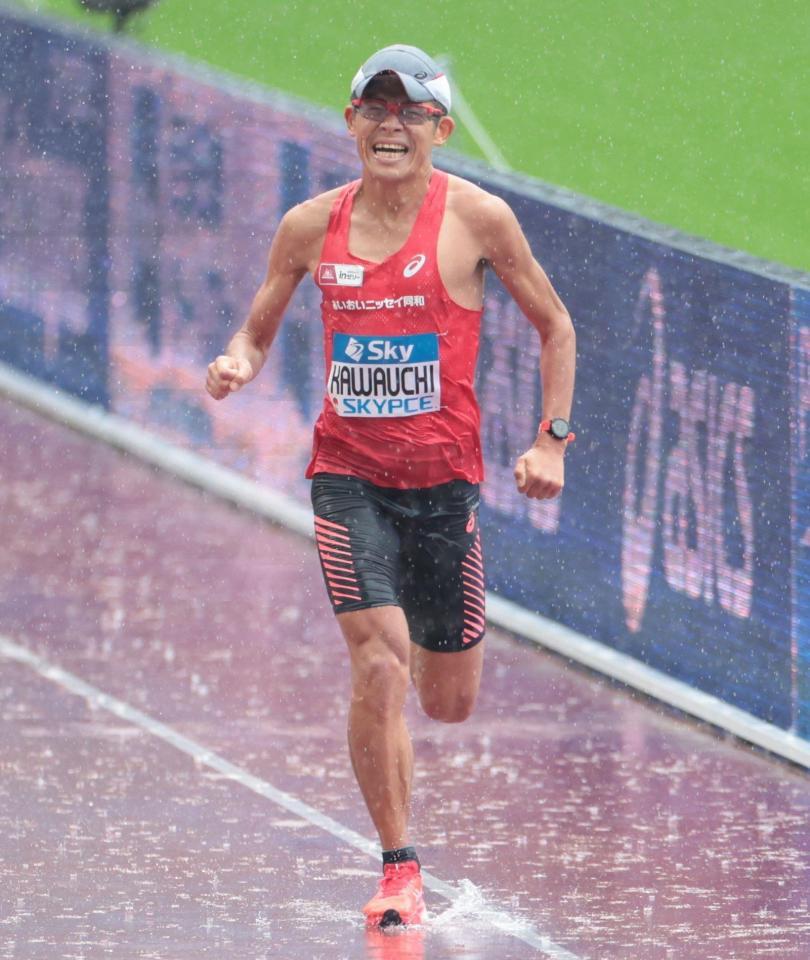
[206,202,323,401]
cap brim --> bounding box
[353,70,424,100]
[352,70,451,112]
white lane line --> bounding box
[436,53,510,172]
[0,634,583,960]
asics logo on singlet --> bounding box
[403,254,427,278]
[345,337,364,361]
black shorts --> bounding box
[310,472,486,653]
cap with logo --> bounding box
[350,45,452,114]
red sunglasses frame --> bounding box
[351,98,446,121]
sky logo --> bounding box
[345,337,364,361]
[333,333,438,365]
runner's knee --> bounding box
[419,688,477,724]
[352,648,409,717]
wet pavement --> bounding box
[0,398,808,960]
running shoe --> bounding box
[363,860,426,928]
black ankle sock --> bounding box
[382,846,419,868]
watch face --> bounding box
[550,418,570,439]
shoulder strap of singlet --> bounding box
[420,170,449,229]
[319,180,361,263]
[403,170,448,257]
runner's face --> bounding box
[345,76,454,180]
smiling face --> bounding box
[345,74,455,184]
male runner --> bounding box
[206,44,576,927]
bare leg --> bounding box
[338,605,414,851]
[410,639,485,723]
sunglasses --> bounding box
[351,98,446,126]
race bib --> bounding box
[328,333,441,418]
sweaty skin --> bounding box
[206,75,576,853]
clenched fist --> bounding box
[206,355,254,400]
[514,443,565,500]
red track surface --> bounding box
[1,399,808,959]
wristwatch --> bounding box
[539,418,575,442]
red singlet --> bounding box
[305,171,485,489]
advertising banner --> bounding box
[0,18,110,404]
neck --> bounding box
[356,165,434,218]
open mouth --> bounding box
[372,142,409,159]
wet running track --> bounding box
[0,398,808,960]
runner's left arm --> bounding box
[479,195,576,499]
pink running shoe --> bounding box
[363,860,426,928]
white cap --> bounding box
[350,44,451,113]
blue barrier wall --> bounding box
[0,17,110,404]
[1,10,808,738]
[793,290,810,736]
